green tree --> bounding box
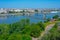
[8,33,32,40]
[37,22,45,31]
[30,24,41,38]
[53,15,59,19]
[35,9,38,13]
[41,23,60,40]
[21,25,31,35]
[0,24,10,40]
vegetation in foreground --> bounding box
[0,19,45,40]
[41,22,60,40]
[0,15,60,40]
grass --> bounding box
[44,20,60,27]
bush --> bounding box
[30,24,41,38]
[53,15,59,19]
[41,24,60,40]
[0,19,45,40]
[8,33,32,40]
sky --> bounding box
[0,0,60,8]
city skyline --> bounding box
[0,0,60,8]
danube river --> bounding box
[0,13,60,24]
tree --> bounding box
[22,34,32,40]
[47,18,51,22]
[8,33,32,40]
[44,18,51,23]
[0,24,10,40]
[21,25,31,35]
[37,22,45,31]
[25,19,30,25]
[30,24,41,38]
[53,15,59,19]
[35,9,38,13]
[0,19,46,40]
[41,23,60,40]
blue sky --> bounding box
[0,0,60,8]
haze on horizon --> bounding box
[0,0,60,8]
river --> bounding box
[0,13,60,24]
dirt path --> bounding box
[32,24,55,40]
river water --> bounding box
[0,13,60,24]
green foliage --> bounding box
[58,18,60,21]
[21,25,31,34]
[41,23,60,40]
[35,9,38,12]
[22,34,32,40]
[45,18,51,23]
[9,11,17,13]
[0,24,10,40]
[53,15,59,19]
[37,22,45,31]
[8,33,32,40]
[30,24,41,38]
[0,19,45,40]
